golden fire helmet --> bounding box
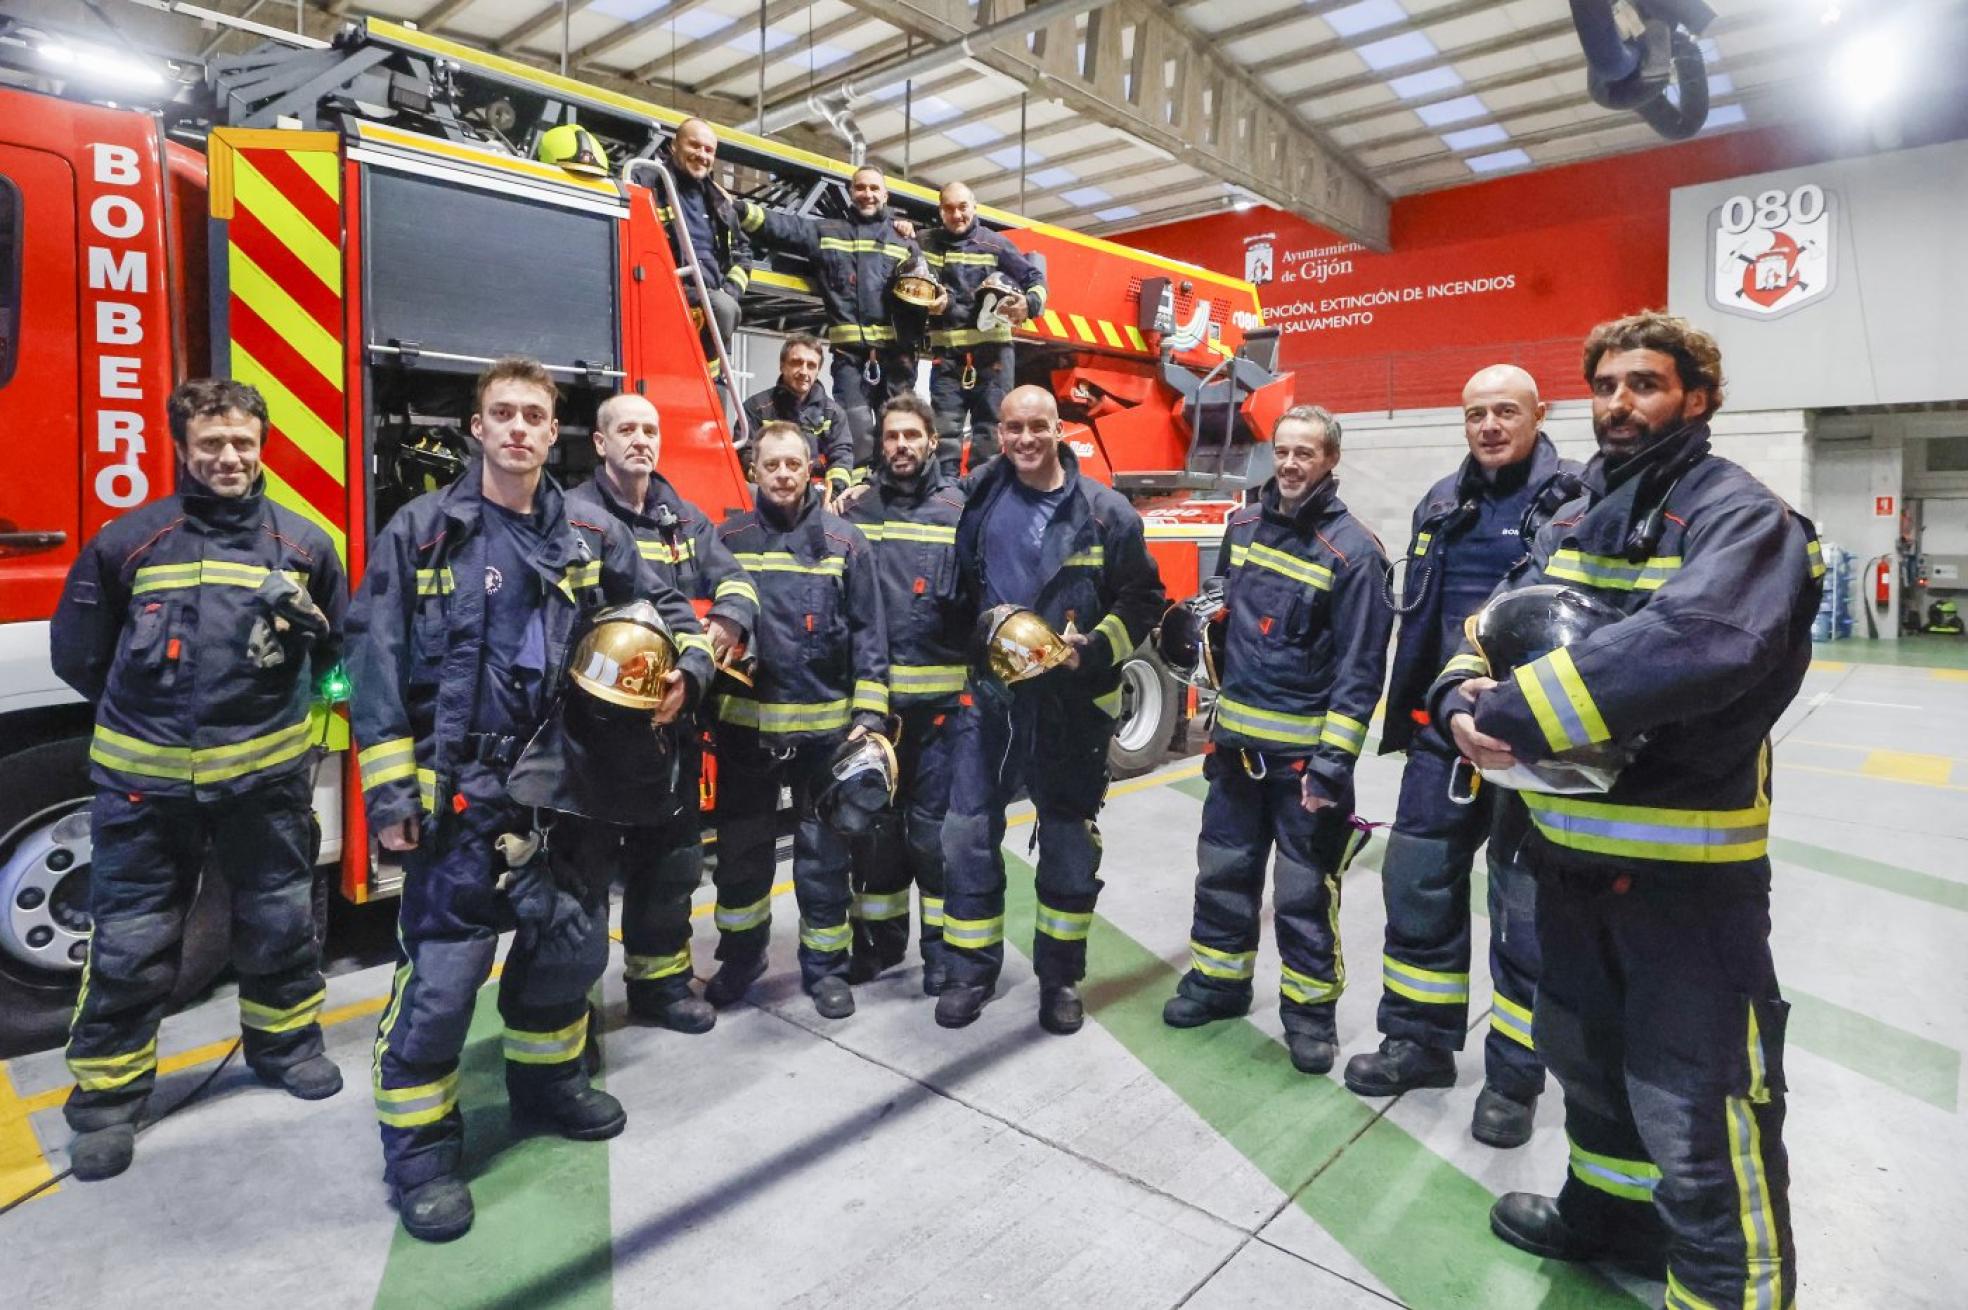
[973,604,1073,686]
[569,600,678,710]
[890,252,944,308]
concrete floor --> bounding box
[3,640,1964,1308]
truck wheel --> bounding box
[0,738,232,1058]
[1108,654,1178,779]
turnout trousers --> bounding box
[372,762,610,1192]
[1535,861,1796,1310]
[830,346,919,467]
[1176,751,1365,1041]
[710,736,853,991]
[847,705,954,974]
[65,770,326,1131]
[929,344,1013,476]
[940,684,1113,991]
[1375,736,1546,1102]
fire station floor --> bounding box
[3,641,1966,1309]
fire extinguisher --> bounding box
[1863,554,1891,638]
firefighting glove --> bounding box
[245,573,329,669]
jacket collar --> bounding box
[439,459,580,566]
[177,469,269,532]
[874,454,948,509]
[773,382,823,416]
[1259,472,1338,531]
[1584,421,1712,498]
[974,441,1082,505]
[1450,431,1564,503]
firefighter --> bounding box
[741,332,854,500]
[654,117,752,404]
[349,358,714,1243]
[1160,406,1392,1075]
[1342,365,1584,1147]
[706,421,889,1019]
[563,392,759,1032]
[48,378,347,1182]
[841,394,969,994]
[737,166,925,464]
[920,180,1047,477]
[936,385,1166,1033]
[1431,313,1815,1301]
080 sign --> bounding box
[1708,181,1836,321]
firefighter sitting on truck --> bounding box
[1159,405,1393,1078]
[705,421,889,1021]
[741,332,855,501]
[841,394,970,995]
[645,118,752,406]
[348,357,714,1244]
[921,180,1048,478]
[736,166,928,465]
[49,377,348,1184]
[935,385,1167,1036]
[556,392,759,1034]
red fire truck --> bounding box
[0,16,1289,1051]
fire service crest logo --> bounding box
[1243,234,1275,285]
[1707,182,1836,320]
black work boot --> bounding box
[69,1124,137,1182]
[1343,1038,1458,1097]
[511,1081,627,1142]
[395,1175,474,1244]
[1489,1192,1666,1273]
[704,954,768,1009]
[1038,984,1084,1036]
[846,953,885,985]
[920,948,950,998]
[1471,1086,1538,1149]
[810,975,856,1020]
[934,982,994,1029]
[1161,991,1250,1029]
[1286,1032,1337,1075]
[256,1054,344,1101]
[630,987,716,1035]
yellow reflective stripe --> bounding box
[1093,685,1123,718]
[1730,1007,1784,1310]
[374,1070,459,1128]
[731,551,845,576]
[799,918,853,952]
[1515,646,1611,755]
[715,577,759,606]
[716,696,853,734]
[1092,611,1131,656]
[1062,546,1105,568]
[853,890,911,921]
[1214,695,1324,747]
[91,719,313,786]
[502,1013,589,1065]
[415,567,454,596]
[852,680,889,714]
[130,560,306,595]
[564,560,603,592]
[726,266,750,292]
[1414,530,1434,554]
[1665,1271,1722,1310]
[1318,711,1367,757]
[938,249,999,266]
[637,538,696,563]
[1443,651,1489,678]
[1280,962,1342,1005]
[827,465,854,487]
[942,915,1003,949]
[736,202,763,232]
[817,236,904,254]
[624,946,692,981]
[1804,536,1825,580]
[1189,939,1254,981]
[890,664,967,696]
[1544,549,1681,592]
[358,736,418,791]
[1381,954,1470,1005]
[826,322,898,344]
[1034,903,1092,942]
[715,894,773,933]
[416,767,438,814]
[1230,540,1334,591]
[1490,993,1535,1050]
[677,632,715,658]
[68,1038,159,1092]
[919,893,945,927]
[928,326,1014,347]
[879,521,958,545]
[1568,1138,1662,1202]
[239,987,326,1034]
[1522,792,1770,864]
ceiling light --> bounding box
[39,42,166,89]
[1831,26,1899,113]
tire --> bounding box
[0,737,232,1059]
[1107,653,1179,779]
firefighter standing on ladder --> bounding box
[49,378,348,1183]
[649,118,752,410]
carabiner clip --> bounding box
[1240,749,1268,781]
[1448,757,1481,806]
[863,353,882,387]
[960,352,978,391]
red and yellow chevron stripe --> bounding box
[209,130,348,560]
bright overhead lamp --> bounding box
[39,42,167,89]
[1830,25,1899,113]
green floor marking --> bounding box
[1785,990,1960,1113]
[1769,837,1968,914]
[1001,853,1639,1309]
[1171,773,1210,803]
[373,986,614,1310]
[1813,637,1968,670]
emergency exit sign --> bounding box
[1876,496,1895,517]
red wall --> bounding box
[1123,126,1823,411]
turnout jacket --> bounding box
[953,446,1167,715]
[50,475,346,800]
[740,383,855,492]
[715,486,889,745]
[1428,424,1824,875]
[738,201,922,352]
[921,222,1047,350]
[347,462,714,831]
[1380,434,1583,754]
[1208,475,1393,804]
[655,140,752,300]
[844,461,969,712]
[566,471,759,639]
